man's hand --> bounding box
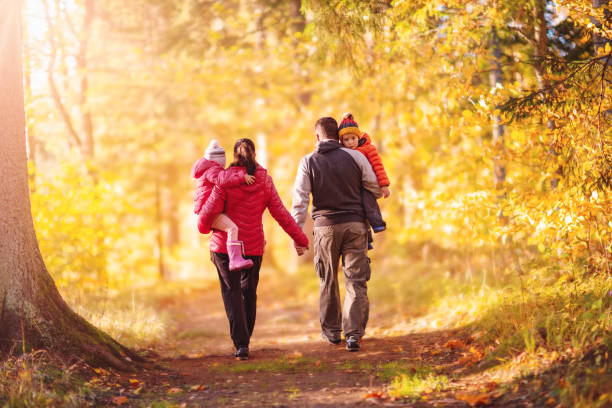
[381,186,391,198]
[245,174,256,185]
[294,244,309,256]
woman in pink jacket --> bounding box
[199,138,309,360]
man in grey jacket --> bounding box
[292,116,382,351]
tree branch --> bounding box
[41,0,82,149]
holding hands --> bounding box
[294,243,309,256]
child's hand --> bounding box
[245,174,256,185]
[381,186,391,198]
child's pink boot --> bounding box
[227,240,254,271]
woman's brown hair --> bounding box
[230,138,257,175]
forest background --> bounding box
[2,0,611,406]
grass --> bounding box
[0,351,94,407]
[2,247,609,407]
[389,370,450,399]
[215,355,328,374]
[369,248,612,407]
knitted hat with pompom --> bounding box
[204,139,226,167]
[338,113,361,138]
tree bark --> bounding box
[0,0,139,369]
[533,0,562,189]
[489,27,506,191]
[23,0,35,190]
[77,0,95,159]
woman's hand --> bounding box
[381,186,391,198]
[294,243,309,256]
[245,174,256,185]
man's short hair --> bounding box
[315,117,339,140]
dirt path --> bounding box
[98,281,550,407]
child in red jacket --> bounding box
[191,140,254,270]
[338,113,390,249]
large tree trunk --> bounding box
[0,0,139,369]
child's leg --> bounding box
[213,214,253,271]
[361,189,386,232]
[211,214,239,242]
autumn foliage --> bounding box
[7,0,611,407]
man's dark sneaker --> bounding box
[346,336,360,352]
[235,346,249,360]
[373,225,386,233]
[321,333,341,345]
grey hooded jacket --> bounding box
[291,139,382,228]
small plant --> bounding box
[389,368,449,399]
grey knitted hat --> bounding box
[204,139,226,167]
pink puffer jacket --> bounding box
[191,158,246,215]
[198,166,309,256]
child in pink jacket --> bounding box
[191,140,254,271]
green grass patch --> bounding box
[215,355,328,374]
[388,367,450,399]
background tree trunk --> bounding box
[533,0,562,189]
[489,27,506,191]
[0,0,139,369]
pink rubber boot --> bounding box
[228,240,254,271]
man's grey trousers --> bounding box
[313,221,371,341]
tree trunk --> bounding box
[489,27,506,191]
[78,0,95,159]
[533,0,562,189]
[155,176,168,280]
[23,0,35,190]
[0,0,139,369]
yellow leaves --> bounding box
[128,378,142,387]
[167,387,182,394]
[462,109,473,120]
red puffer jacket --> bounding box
[198,166,309,256]
[356,133,390,187]
[191,158,246,215]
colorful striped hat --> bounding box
[338,113,361,138]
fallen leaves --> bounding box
[167,387,182,394]
[111,396,128,405]
[128,378,142,387]
[444,339,467,350]
[189,384,208,392]
[455,391,491,406]
[457,346,485,368]
[362,391,389,403]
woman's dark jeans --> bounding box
[210,251,263,349]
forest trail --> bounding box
[97,279,555,408]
